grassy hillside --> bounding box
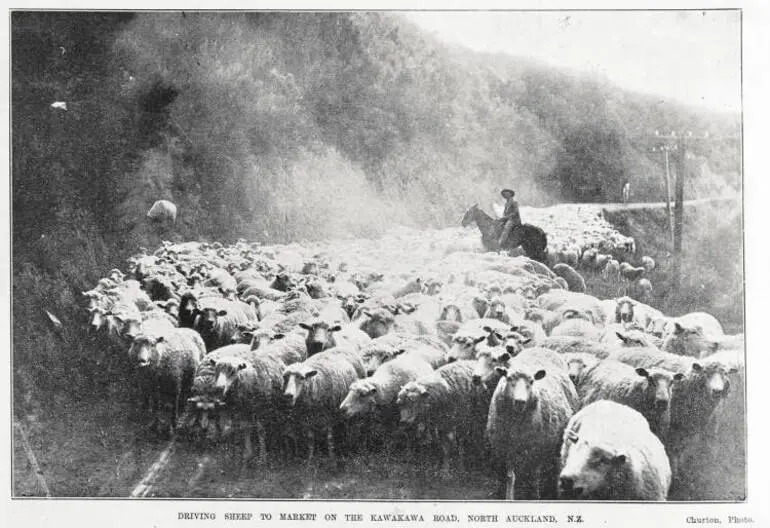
[12,11,741,402]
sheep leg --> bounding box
[243,422,254,461]
[326,426,336,460]
[306,430,315,462]
[440,431,454,478]
[505,468,516,500]
[256,420,267,464]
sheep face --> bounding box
[566,358,588,384]
[484,300,508,322]
[396,383,428,424]
[359,310,395,339]
[299,321,340,356]
[691,362,738,401]
[472,349,511,387]
[214,357,247,398]
[668,323,719,357]
[439,304,463,322]
[197,308,228,334]
[249,329,284,351]
[559,436,627,499]
[446,335,484,363]
[494,367,546,415]
[121,316,143,340]
[129,335,166,367]
[637,368,683,412]
[340,381,377,418]
[87,306,107,332]
[342,295,365,319]
[616,299,635,324]
[502,332,529,357]
[230,323,258,345]
[272,272,296,292]
[282,366,317,407]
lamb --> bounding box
[281,347,366,460]
[552,263,587,293]
[129,328,206,435]
[578,359,684,440]
[486,348,578,499]
[397,360,489,474]
[558,401,671,500]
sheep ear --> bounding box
[208,358,216,366]
[356,298,365,304]
[394,348,407,356]
[368,387,377,395]
[298,323,311,330]
[363,310,373,318]
[673,373,685,381]
[520,337,532,345]
[419,388,429,398]
[498,352,511,363]
[612,453,627,466]
[728,366,739,374]
[710,342,720,353]
[533,369,546,380]
[495,366,508,377]
[635,367,649,378]
[304,370,318,379]
[273,333,285,340]
[473,335,486,345]
[482,325,492,333]
[156,336,165,343]
[217,310,228,316]
[691,362,703,373]
[329,325,342,332]
[674,322,685,334]
[616,332,629,342]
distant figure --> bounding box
[497,188,522,249]
[147,199,178,225]
[622,181,631,205]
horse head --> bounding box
[461,204,479,227]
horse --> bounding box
[461,204,548,263]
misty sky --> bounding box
[405,10,741,113]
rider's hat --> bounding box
[501,189,516,199]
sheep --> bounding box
[340,354,433,418]
[558,401,671,500]
[129,328,206,435]
[299,320,371,357]
[119,309,177,341]
[606,347,739,479]
[675,311,725,338]
[212,352,287,462]
[360,335,448,376]
[281,347,366,460]
[661,321,722,358]
[537,290,606,326]
[619,262,645,282]
[146,199,178,224]
[552,263,587,293]
[579,359,684,441]
[482,298,524,326]
[194,297,259,352]
[486,348,578,499]
[560,352,600,386]
[640,255,656,273]
[550,317,602,341]
[356,307,396,339]
[507,320,546,346]
[397,360,489,475]
[602,259,621,282]
[600,325,661,349]
[628,278,653,303]
[538,336,614,359]
[203,268,237,298]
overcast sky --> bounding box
[405,10,741,113]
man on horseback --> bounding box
[497,188,522,249]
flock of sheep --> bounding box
[82,222,744,501]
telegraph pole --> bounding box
[672,133,686,293]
